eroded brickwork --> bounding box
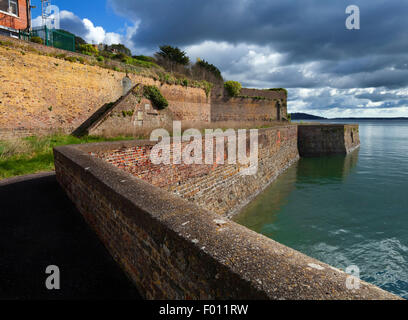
[0,41,210,139]
[54,129,398,300]
[0,37,287,140]
[93,126,299,216]
[211,96,287,123]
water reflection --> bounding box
[234,148,359,232]
[233,164,297,233]
[236,120,408,299]
[297,148,359,184]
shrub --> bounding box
[200,80,214,97]
[55,53,66,59]
[30,36,43,45]
[79,44,98,56]
[143,85,168,110]
[269,88,288,95]
[64,56,77,63]
[112,52,127,61]
[224,81,242,97]
[132,55,155,62]
[123,57,159,69]
[97,56,104,62]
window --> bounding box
[9,0,18,16]
[0,0,18,16]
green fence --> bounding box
[20,26,75,52]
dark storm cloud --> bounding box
[356,92,408,102]
[109,0,408,62]
[59,11,88,39]
[107,0,408,115]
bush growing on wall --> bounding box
[224,81,242,97]
[269,88,288,95]
[143,86,169,110]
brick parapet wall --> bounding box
[240,88,287,100]
[211,98,282,123]
[54,135,399,300]
[92,126,299,216]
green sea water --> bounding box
[234,120,408,298]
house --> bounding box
[0,0,31,37]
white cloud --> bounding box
[32,10,137,50]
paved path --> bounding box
[0,172,141,300]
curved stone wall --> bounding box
[54,130,398,300]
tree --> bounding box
[196,59,222,79]
[192,58,223,83]
[156,45,190,65]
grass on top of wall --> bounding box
[0,134,134,180]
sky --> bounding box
[30,0,408,118]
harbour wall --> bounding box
[90,125,299,216]
[298,124,360,157]
[53,126,398,300]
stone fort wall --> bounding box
[54,128,395,300]
[298,124,360,157]
[0,36,287,139]
[91,125,299,216]
[0,37,211,139]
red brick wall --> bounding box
[92,126,300,216]
[211,97,285,122]
[0,0,28,30]
[53,131,396,300]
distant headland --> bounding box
[291,112,408,121]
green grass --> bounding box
[0,134,133,180]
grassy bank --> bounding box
[0,134,133,180]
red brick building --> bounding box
[0,0,31,37]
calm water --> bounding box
[234,120,408,298]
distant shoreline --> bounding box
[291,113,408,121]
